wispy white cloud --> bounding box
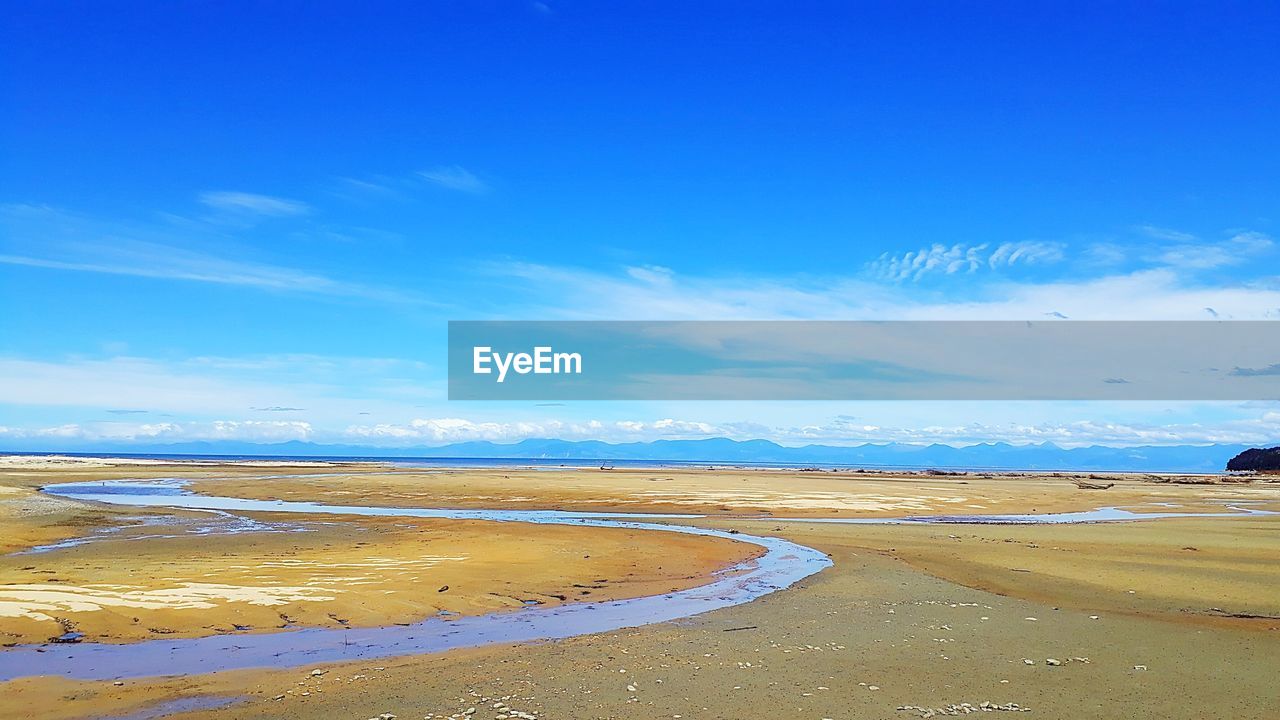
[0,205,434,305]
[336,411,1280,448]
[0,242,425,303]
[1137,224,1198,242]
[481,261,1280,320]
[326,176,405,204]
[482,260,895,319]
[868,229,1277,281]
[1156,231,1273,270]
[0,354,438,418]
[419,165,488,194]
[342,417,715,443]
[868,241,1065,282]
[198,191,310,216]
[1230,363,1280,377]
[624,264,676,285]
[0,420,314,443]
[893,268,1280,320]
[331,168,492,202]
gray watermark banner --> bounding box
[448,321,1280,401]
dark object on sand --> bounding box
[438,585,449,593]
[1072,479,1114,490]
[1226,446,1280,473]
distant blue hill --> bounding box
[1,437,1256,473]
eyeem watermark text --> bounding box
[449,320,1280,400]
[472,346,582,383]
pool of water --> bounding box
[790,504,1278,525]
[97,695,245,720]
[13,506,308,556]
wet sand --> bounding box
[0,466,759,645]
[1,460,1278,719]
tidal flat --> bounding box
[1,459,1277,719]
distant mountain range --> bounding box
[1,437,1260,473]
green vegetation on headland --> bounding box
[1227,446,1280,472]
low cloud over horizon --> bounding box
[4,407,1280,451]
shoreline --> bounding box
[0,451,1260,476]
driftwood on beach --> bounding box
[1072,479,1114,490]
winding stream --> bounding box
[0,480,831,682]
[0,478,1273,682]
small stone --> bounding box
[311,669,326,676]
[1045,658,1061,666]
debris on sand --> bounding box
[898,701,1030,716]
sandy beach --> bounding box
[10,4,1278,719]
[1,459,1277,719]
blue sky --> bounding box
[2,2,1279,449]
